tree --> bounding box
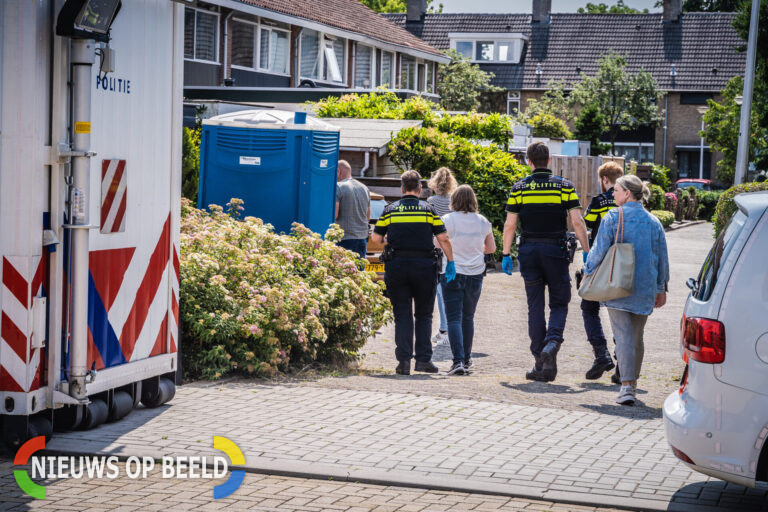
[702,77,768,185]
[577,0,649,13]
[682,0,740,12]
[182,127,200,202]
[570,51,664,153]
[574,103,610,156]
[437,49,503,111]
[527,113,572,139]
[520,80,575,123]
[359,0,443,13]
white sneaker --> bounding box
[616,385,636,405]
[432,331,449,345]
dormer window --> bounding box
[449,33,528,64]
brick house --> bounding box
[388,0,747,182]
[182,0,448,105]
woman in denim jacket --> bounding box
[584,175,670,405]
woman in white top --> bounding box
[440,185,496,375]
[427,167,457,347]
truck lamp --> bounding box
[56,0,122,43]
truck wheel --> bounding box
[141,378,175,408]
[108,391,133,422]
[81,399,108,430]
[54,405,83,432]
[28,416,53,442]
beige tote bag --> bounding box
[578,206,634,302]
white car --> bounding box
[664,191,768,488]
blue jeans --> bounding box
[435,277,447,332]
[337,238,367,260]
[581,299,608,352]
[517,243,571,359]
[440,273,484,364]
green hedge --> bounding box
[713,182,768,238]
[651,210,675,228]
[647,184,665,211]
[695,190,724,222]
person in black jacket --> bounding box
[580,161,624,381]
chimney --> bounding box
[406,0,426,22]
[663,0,682,22]
[532,0,551,24]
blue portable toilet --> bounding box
[198,110,340,235]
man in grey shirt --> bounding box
[335,160,370,259]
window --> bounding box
[355,44,374,88]
[455,41,473,59]
[300,29,321,79]
[323,38,345,82]
[475,41,494,61]
[449,34,527,64]
[401,56,417,90]
[612,143,654,163]
[425,62,434,93]
[507,91,521,115]
[681,93,714,105]
[379,51,393,87]
[184,8,219,62]
[694,211,746,302]
[677,149,711,179]
[299,30,346,84]
[259,26,289,74]
[231,19,255,68]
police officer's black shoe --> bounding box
[396,361,410,375]
[414,361,439,373]
[525,358,545,381]
[540,340,560,382]
[586,347,615,380]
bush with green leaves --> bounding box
[182,127,200,202]
[651,210,675,228]
[695,190,724,222]
[180,198,392,380]
[712,182,768,238]
[388,127,528,229]
[647,164,672,192]
[526,112,572,139]
[313,91,515,146]
[646,183,666,211]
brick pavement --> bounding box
[0,459,627,511]
[42,384,768,511]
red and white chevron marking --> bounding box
[170,244,179,353]
[100,159,127,234]
[0,256,45,392]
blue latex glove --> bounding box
[501,255,515,275]
[445,261,457,283]
[582,251,588,264]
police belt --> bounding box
[520,232,566,245]
[392,249,435,259]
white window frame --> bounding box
[507,91,521,115]
[184,6,220,65]
[230,17,258,71]
[449,33,528,64]
[354,43,376,89]
[612,142,655,162]
[399,55,419,92]
[298,31,348,86]
[257,24,291,76]
[379,51,394,88]
[424,61,434,93]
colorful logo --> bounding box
[14,436,46,499]
[213,436,245,499]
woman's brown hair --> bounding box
[450,184,478,213]
[427,167,458,196]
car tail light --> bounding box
[682,317,726,364]
[671,445,694,465]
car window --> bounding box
[694,211,746,301]
[678,182,704,190]
[370,200,387,220]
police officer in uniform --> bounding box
[580,161,623,381]
[501,143,590,382]
[371,170,456,375]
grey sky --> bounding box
[438,0,661,13]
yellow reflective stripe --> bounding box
[521,196,563,204]
[389,216,432,224]
[584,212,599,222]
[375,217,390,227]
[432,216,444,227]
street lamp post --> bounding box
[734,0,760,185]
[697,106,709,180]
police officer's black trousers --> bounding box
[581,298,608,352]
[517,243,571,359]
[384,257,437,363]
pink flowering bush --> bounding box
[180,198,391,380]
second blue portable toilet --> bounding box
[198,110,340,235]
